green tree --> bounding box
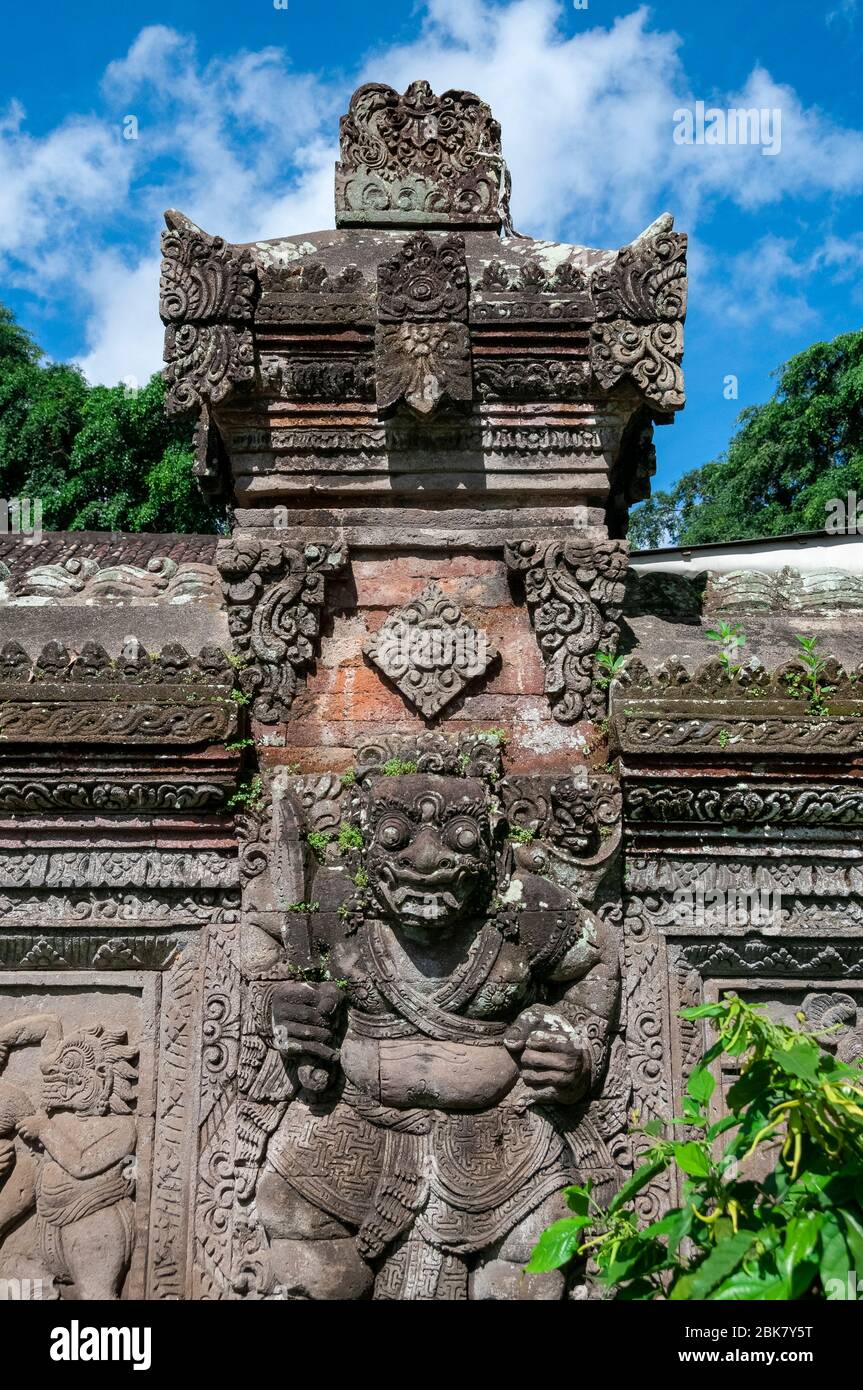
[0,300,220,533]
[630,328,863,548]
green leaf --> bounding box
[525,1218,588,1272]
[710,1272,790,1301]
[670,1230,756,1300]
[774,1039,822,1080]
[673,1141,713,1178]
[725,1060,773,1110]
[707,1114,741,1142]
[641,1206,694,1253]
[642,1118,664,1137]
[607,1157,668,1214]
[779,1213,822,1283]
[679,1004,726,1019]
[605,1237,667,1283]
[819,1215,851,1291]
[564,1185,591,1217]
[839,1208,863,1269]
[687,1063,717,1106]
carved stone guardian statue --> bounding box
[256,758,620,1299]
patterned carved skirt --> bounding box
[265,1084,578,1300]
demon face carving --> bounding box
[363,774,495,929]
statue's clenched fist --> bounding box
[505,1008,590,1104]
[272,981,344,1094]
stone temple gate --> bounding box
[0,81,862,1300]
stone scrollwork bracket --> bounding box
[505,536,629,724]
[589,219,687,413]
[216,536,348,723]
[160,210,259,417]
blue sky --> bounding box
[1,0,862,491]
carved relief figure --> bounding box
[257,767,620,1300]
[0,1016,138,1300]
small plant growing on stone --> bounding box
[717,728,731,749]
[508,825,535,844]
[285,900,320,914]
[705,621,747,675]
[476,728,508,747]
[228,688,251,706]
[227,775,264,810]
[381,758,419,775]
[791,635,834,717]
[528,994,863,1300]
[337,823,364,851]
[307,830,333,858]
[224,737,254,753]
[340,769,356,787]
[595,651,626,688]
[286,948,347,989]
[353,867,369,888]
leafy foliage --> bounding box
[705,621,747,674]
[788,635,834,716]
[528,994,863,1300]
[0,299,220,533]
[630,329,863,547]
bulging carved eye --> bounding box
[377,815,410,850]
[445,818,481,853]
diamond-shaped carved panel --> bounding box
[363,583,497,718]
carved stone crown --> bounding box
[335,80,509,230]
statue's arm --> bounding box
[18,1113,136,1179]
[0,1014,62,1067]
[0,1143,36,1238]
[546,912,621,1084]
[506,911,620,1105]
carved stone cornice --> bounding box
[216,536,348,722]
[0,640,236,745]
[588,221,687,413]
[4,556,219,604]
[505,536,629,723]
[612,657,863,761]
[335,81,508,229]
[624,780,863,827]
[672,936,863,980]
[592,229,687,323]
[0,931,195,971]
[160,210,259,415]
[0,772,234,814]
[0,850,239,889]
[257,261,373,326]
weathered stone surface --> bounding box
[334,81,509,230]
[363,582,497,717]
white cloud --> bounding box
[700,235,820,335]
[74,253,163,389]
[699,228,863,332]
[0,103,130,266]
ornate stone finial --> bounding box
[335,80,509,229]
